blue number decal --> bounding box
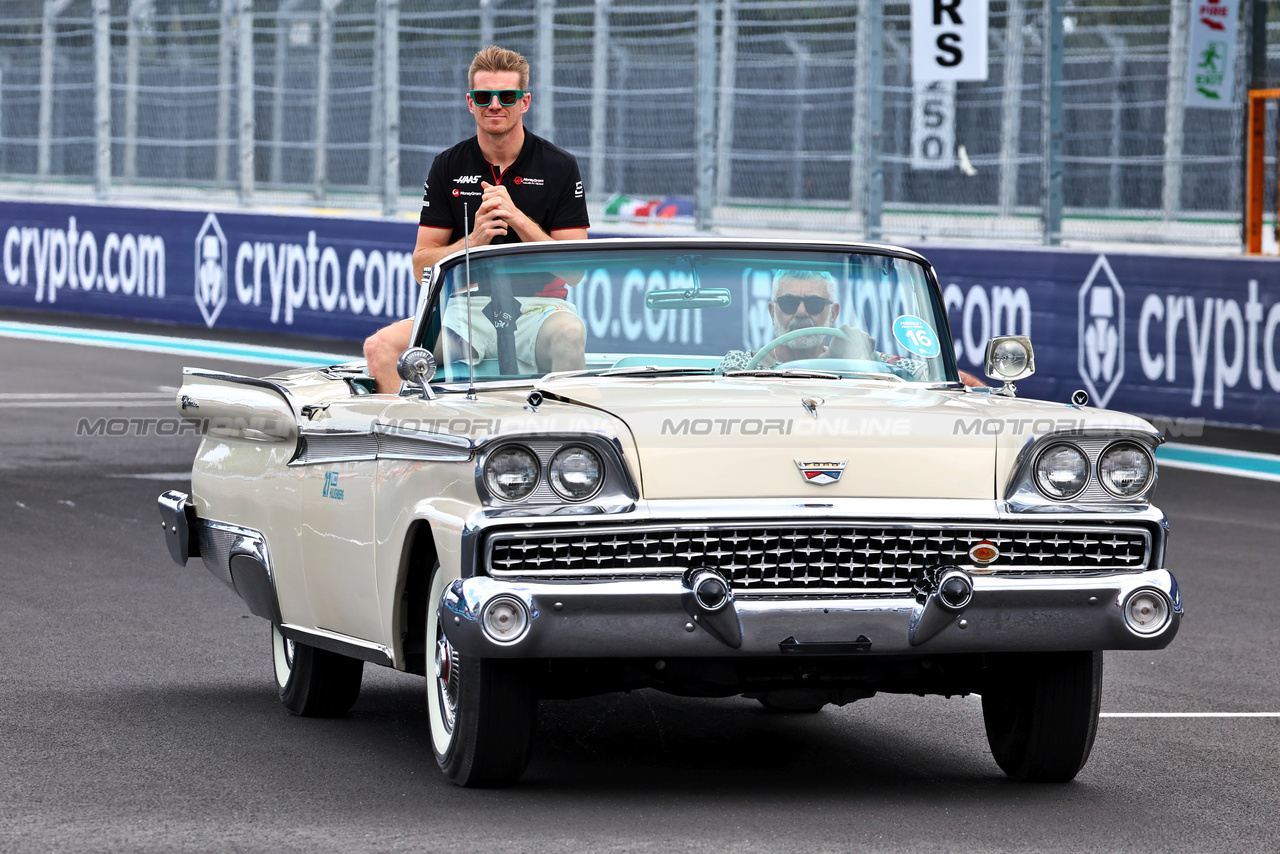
[892,315,941,358]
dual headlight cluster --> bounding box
[1033,440,1154,501]
[483,443,604,503]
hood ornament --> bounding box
[800,396,823,419]
[795,459,846,485]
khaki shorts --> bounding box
[442,295,581,374]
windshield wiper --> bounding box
[593,366,718,377]
[723,368,843,380]
[723,368,907,383]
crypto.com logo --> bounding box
[194,213,227,328]
[1078,255,1124,407]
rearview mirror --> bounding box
[644,288,732,309]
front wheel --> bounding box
[271,623,363,717]
[426,564,536,787]
[981,651,1102,783]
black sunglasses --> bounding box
[773,294,833,314]
[469,89,527,107]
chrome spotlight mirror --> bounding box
[983,336,1035,397]
[396,347,437,400]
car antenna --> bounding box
[464,202,477,401]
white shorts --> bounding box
[442,295,581,374]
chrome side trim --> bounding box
[278,623,394,667]
[181,367,297,404]
[291,424,474,466]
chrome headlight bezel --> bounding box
[1097,440,1155,499]
[548,444,605,502]
[473,434,638,512]
[482,443,541,502]
[1003,430,1161,511]
[1032,442,1090,501]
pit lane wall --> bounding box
[2,199,1278,431]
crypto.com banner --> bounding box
[1,199,1278,430]
[0,200,418,340]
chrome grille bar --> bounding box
[486,522,1152,595]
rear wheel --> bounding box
[981,651,1102,782]
[271,623,363,717]
[425,564,536,787]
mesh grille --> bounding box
[486,523,1151,594]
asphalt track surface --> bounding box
[2,317,1278,853]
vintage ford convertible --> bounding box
[159,238,1180,786]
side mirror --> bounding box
[983,336,1035,397]
[396,347,437,400]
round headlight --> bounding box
[990,338,1029,378]
[1123,589,1171,636]
[548,445,603,501]
[484,445,539,501]
[1098,441,1154,498]
[1033,443,1089,500]
[480,596,531,644]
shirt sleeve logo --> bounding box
[575,180,584,198]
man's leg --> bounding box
[534,311,587,372]
[363,318,414,394]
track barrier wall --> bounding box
[2,200,1278,430]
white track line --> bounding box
[1101,712,1280,718]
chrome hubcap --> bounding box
[435,635,459,734]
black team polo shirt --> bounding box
[419,132,590,299]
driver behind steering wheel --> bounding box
[718,269,927,378]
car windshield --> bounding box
[416,244,958,386]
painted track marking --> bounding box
[0,319,356,367]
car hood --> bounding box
[538,376,997,500]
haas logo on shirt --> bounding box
[454,175,482,184]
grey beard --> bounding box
[782,318,824,351]
[787,332,824,350]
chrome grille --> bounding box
[486,523,1152,594]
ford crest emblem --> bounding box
[795,459,847,486]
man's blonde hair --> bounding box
[469,45,530,90]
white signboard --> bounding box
[911,0,989,83]
[911,80,956,170]
[1185,0,1239,109]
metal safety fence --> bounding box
[1,0,1277,247]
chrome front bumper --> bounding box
[442,568,1182,658]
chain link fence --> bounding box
[1,0,1277,247]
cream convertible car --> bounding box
[159,239,1180,786]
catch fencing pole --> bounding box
[94,0,110,199]
[589,0,609,202]
[1041,0,1064,246]
[1163,0,1190,221]
[237,0,254,203]
[998,0,1026,218]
